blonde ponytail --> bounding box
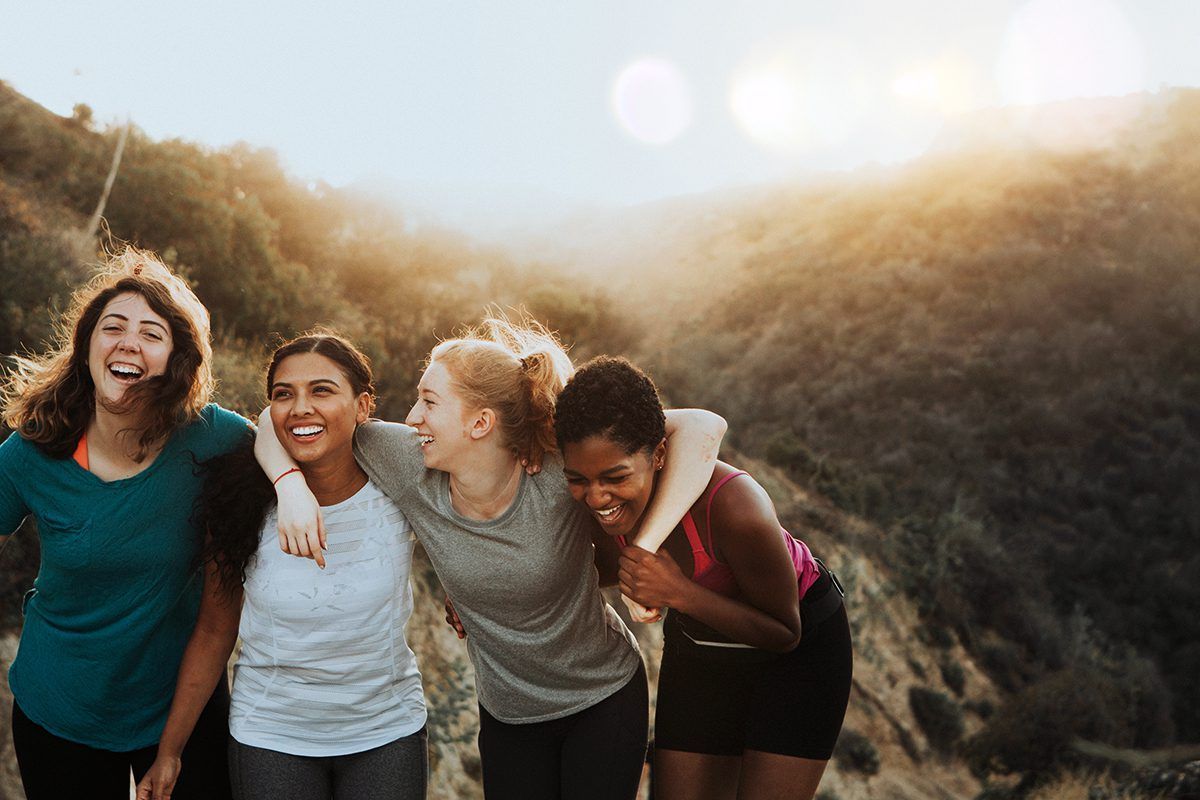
[430,313,572,462]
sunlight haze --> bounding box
[2,0,1198,230]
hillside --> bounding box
[3,80,1200,797]
[548,88,1200,756]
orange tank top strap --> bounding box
[72,432,89,471]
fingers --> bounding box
[619,546,654,566]
[318,514,328,551]
[642,609,663,623]
[310,521,326,570]
[621,594,660,623]
[135,775,173,800]
[443,596,466,639]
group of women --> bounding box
[0,248,852,800]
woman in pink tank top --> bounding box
[556,356,853,800]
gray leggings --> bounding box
[228,728,428,800]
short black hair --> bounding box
[555,356,665,455]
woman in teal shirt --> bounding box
[0,249,247,799]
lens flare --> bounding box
[729,35,871,154]
[891,56,978,116]
[611,58,693,145]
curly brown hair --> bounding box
[555,355,666,455]
[1,248,214,461]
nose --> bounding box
[585,483,612,510]
[404,400,421,427]
[117,331,140,352]
[292,391,314,416]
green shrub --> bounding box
[940,659,966,696]
[833,728,881,775]
[909,686,965,755]
[964,667,1136,778]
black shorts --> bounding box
[653,597,852,760]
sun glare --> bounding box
[997,0,1145,106]
[891,56,977,116]
[729,37,871,154]
[611,58,693,145]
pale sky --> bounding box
[2,0,1198,229]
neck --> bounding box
[302,452,369,506]
[87,402,152,463]
[448,445,524,521]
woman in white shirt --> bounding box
[136,332,427,800]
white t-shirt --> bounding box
[229,480,426,756]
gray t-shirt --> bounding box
[354,421,641,723]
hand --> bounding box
[444,595,466,639]
[135,752,181,800]
[619,546,689,611]
[621,593,663,624]
[274,472,327,569]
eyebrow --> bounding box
[564,465,632,477]
[420,388,442,399]
[101,313,169,333]
[270,378,343,391]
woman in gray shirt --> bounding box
[259,317,725,799]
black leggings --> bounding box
[12,676,233,800]
[477,662,648,800]
[228,728,428,800]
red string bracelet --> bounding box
[272,467,302,486]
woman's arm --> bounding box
[253,404,327,568]
[619,476,802,651]
[0,433,32,541]
[135,563,242,800]
[620,408,725,622]
[630,409,726,552]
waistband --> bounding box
[800,558,845,633]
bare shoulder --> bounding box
[705,463,782,546]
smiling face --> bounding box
[87,291,174,406]
[562,434,666,538]
[404,359,476,471]
[269,352,371,468]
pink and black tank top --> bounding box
[621,471,821,599]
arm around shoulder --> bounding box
[630,408,727,552]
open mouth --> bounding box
[417,434,434,448]
[289,424,325,442]
[107,363,144,383]
[593,503,626,526]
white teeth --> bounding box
[292,425,324,436]
[109,364,143,377]
[595,505,621,517]
[418,435,434,445]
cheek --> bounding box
[269,406,289,434]
[152,345,174,374]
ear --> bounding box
[653,438,667,471]
[468,407,497,440]
[355,393,372,425]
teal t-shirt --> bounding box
[0,404,251,750]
